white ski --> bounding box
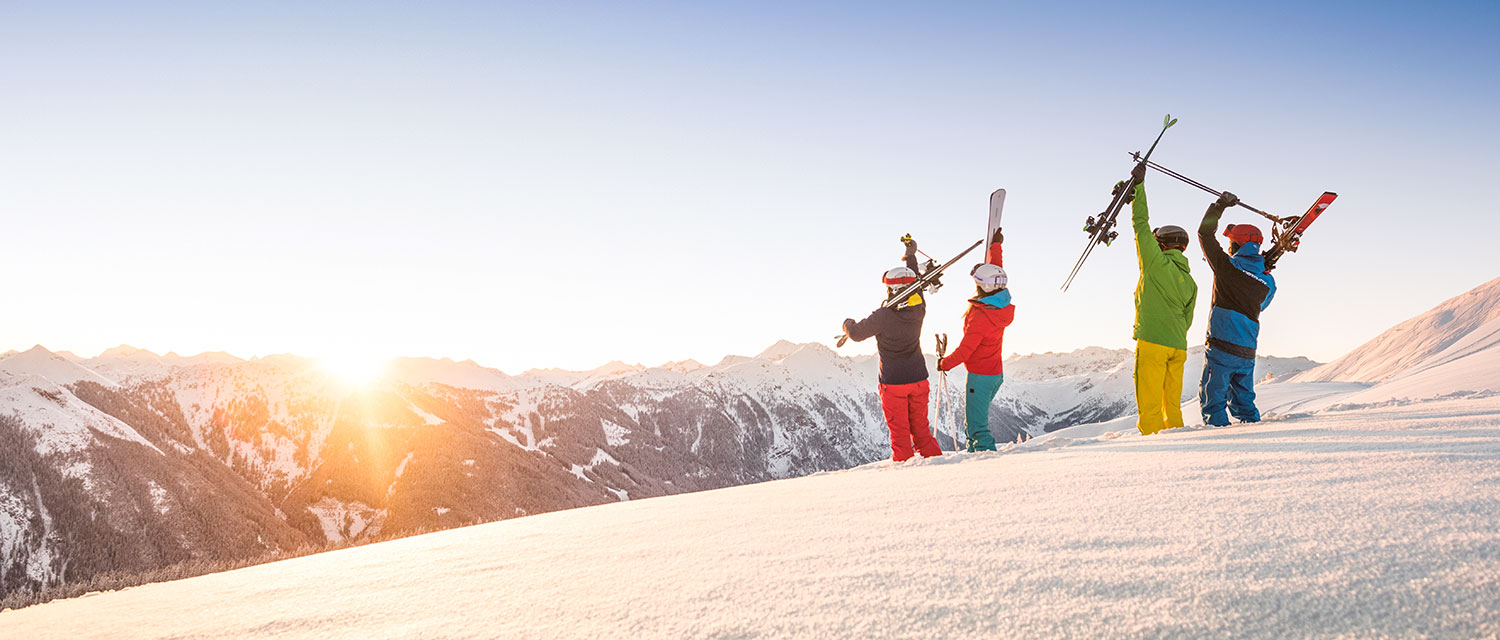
[987,188,1006,260]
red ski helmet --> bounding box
[1224,224,1263,245]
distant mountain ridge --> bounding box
[0,340,1318,599]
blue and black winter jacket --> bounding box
[1200,217,1277,359]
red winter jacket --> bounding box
[939,242,1014,375]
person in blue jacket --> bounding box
[1197,192,1277,426]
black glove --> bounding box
[936,356,945,371]
[991,227,1004,244]
[901,234,917,258]
[1216,191,1239,208]
[1130,161,1147,185]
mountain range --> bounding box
[6,275,1498,600]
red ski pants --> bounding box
[879,380,942,462]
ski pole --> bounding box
[935,334,946,452]
[901,233,937,263]
[937,370,948,452]
[1127,152,1286,225]
[935,333,960,453]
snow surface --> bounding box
[5,392,1498,639]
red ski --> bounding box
[1264,191,1337,271]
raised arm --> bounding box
[987,227,1004,267]
[1129,163,1162,269]
[902,236,920,273]
[1197,192,1240,274]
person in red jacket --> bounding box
[936,228,1015,451]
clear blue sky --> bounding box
[3,1,1497,371]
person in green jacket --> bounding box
[1126,161,1198,435]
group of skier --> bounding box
[842,228,1014,461]
[842,159,1279,462]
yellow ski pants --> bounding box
[1134,339,1187,435]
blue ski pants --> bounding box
[965,372,1004,452]
[1199,346,1259,426]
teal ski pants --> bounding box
[965,372,1004,452]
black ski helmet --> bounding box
[1153,225,1189,250]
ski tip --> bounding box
[1163,114,1178,128]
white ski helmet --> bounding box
[882,266,917,289]
[971,263,1007,292]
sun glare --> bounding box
[319,354,391,387]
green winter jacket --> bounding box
[1131,184,1197,350]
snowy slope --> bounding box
[0,347,119,388]
[0,377,159,459]
[1294,275,1500,383]
[1282,276,1500,409]
[5,395,1496,638]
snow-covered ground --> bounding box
[4,384,1497,639]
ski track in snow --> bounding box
[4,394,1499,639]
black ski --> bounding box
[836,239,984,347]
[1061,114,1178,291]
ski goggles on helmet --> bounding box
[970,263,1007,288]
[882,266,917,286]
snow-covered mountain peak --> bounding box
[1294,275,1500,383]
[777,342,841,368]
[657,359,706,373]
[388,356,514,392]
[98,344,155,359]
[714,354,754,367]
[86,345,177,382]
[755,340,805,362]
[0,345,121,388]
[591,360,646,376]
[163,351,246,366]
